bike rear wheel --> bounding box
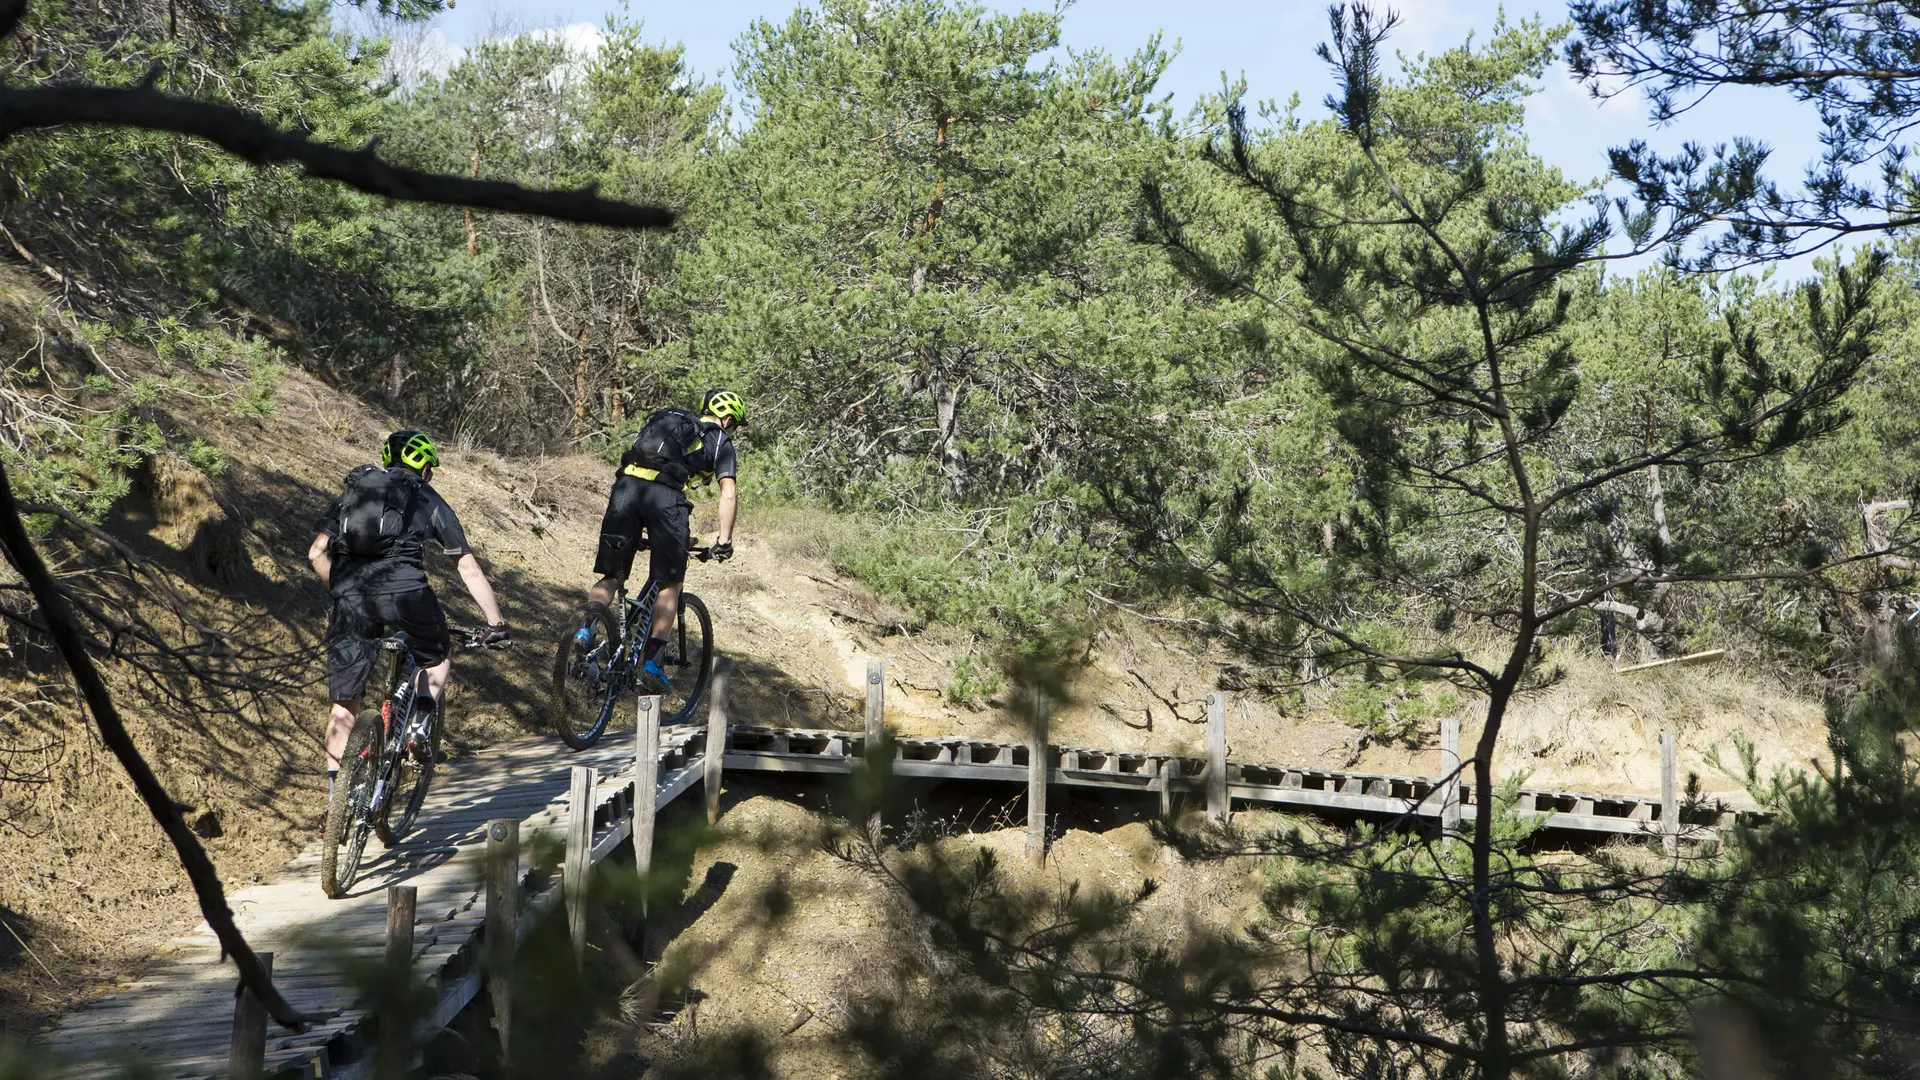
[377,701,440,847]
[658,593,714,725]
[551,608,630,750]
[321,715,381,899]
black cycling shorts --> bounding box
[593,476,691,586]
[324,587,450,702]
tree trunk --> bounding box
[931,377,965,498]
[1472,640,1529,1080]
[388,353,404,400]
[571,334,589,443]
[465,140,483,257]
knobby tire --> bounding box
[552,608,627,751]
[376,702,439,847]
[660,593,714,725]
[321,715,380,899]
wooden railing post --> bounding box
[634,695,661,913]
[1206,692,1229,826]
[1660,730,1678,855]
[705,658,733,824]
[227,951,271,1080]
[1439,717,1461,832]
[865,658,886,839]
[1156,757,1173,822]
[484,819,519,1064]
[565,765,596,969]
[1027,685,1049,867]
[378,886,417,1077]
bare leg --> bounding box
[588,576,623,611]
[421,656,452,707]
[325,700,361,770]
[650,582,682,644]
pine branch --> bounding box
[0,461,316,1031]
[0,82,675,231]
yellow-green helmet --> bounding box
[701,388,747,425]
[382,430,440,472]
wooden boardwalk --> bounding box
[37,681,1747,1079]
[39,725,710,1080]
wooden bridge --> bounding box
[37,660,1747,1078]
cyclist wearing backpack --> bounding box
[580,388,743,688]
[307,430,509,791]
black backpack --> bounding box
[335,465,426,558]
[623,408,705,487]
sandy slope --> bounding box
[0,274,1830,1037]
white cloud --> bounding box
[374,17,605,87]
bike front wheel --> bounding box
[321,714,381,899]
[658,593,714,725]
[551,608,630,751]
[377,701,440,847]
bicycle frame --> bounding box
[613,575,665,658]
[364,641,427,817]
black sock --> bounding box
[643,636,667,662]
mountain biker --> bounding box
[307,430,510,793]
[580,388,742,688]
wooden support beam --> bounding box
[1156,757,1172,822]
[1660,730,1678,856]
[1027,686,1049,867]
[634,695,661,912]
[865,658,885,749]
[565,765,595,969]
[705,658,733,825]
[227,951,271,1080]
[1439,717,1461,832]
[378,886,416,1078]
[1206,692,1228,826]
[865,658,886,840]
[484,819,518,1064]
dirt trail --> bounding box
[0,270,1831,1036]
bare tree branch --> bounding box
[0,460,315,1031]
[0,83,676,231]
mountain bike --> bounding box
[321,628,506,899]
[550,544,714,751]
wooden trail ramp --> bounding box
[37,668,1758,1079]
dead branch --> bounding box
[0,83,675,231]
[0,220,100,300]
[0,458,313,1030]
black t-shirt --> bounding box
[688,421,738,489]
[316,468,471,597]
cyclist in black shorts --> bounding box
[307,431,509,791]
[580,388,743,687]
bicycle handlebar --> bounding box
[632,538,715,562]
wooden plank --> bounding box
[1439,716,1461,832]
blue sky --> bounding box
[379,0,1838,274]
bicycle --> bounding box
[321,627,506,899]
[549,543,715,751]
